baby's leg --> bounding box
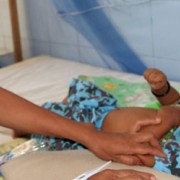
[140,106,180,138]
[102,106,180,139]
[102,107,158,134]
[137,106,180,167]
[102,107,158,167]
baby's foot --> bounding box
[144,68,167,91]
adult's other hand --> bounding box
[88,169,156,180]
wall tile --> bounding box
[0,37,4,49]
[20,0,49,41]
[108,2,153,56]
[17,0,31,39]
[20,38,33,60]
[0,11,3,36]
[78,32,93,48]
[80,46,125,71]
[31,40,51,57]
[140,55,156,68]
[0,52,14,67]
[50,43,79,61]
[4,36,14,51]
[0,0,12,37]
[155,58,180,82]
[79,47,108,68]
[46,0,78,45]
[77,4,110,48]
[152,1,180,60]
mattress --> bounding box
[0,55,179,180]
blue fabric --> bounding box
[32,79,117,150]
[52,0,147,74]
[154,127,180,177]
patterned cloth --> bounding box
[155,127,180,177]
[32,79,117,150]
[31,78,180,177]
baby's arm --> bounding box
[144,68,180,105]
[103,106,180,167]
[137,105,180,167]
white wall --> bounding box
[0,0,13,52]
[3,0,180,81]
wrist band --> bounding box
[151,81,170,97]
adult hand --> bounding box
[131,118,161,133]
[87,131,165,165]
[88,169,156,180]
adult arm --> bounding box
[0,87,164,164]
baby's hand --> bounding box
[144,68,167,91]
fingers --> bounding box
[116,169,156,180]
[129,143,164,158]
[119,175,148,180]
[132,118,161,132]
[147,134,162,151]
[137,155,155,167]
[92,132,164,166]
[89,169,156,180]
[133,133,165,157]
[106,169,156,180]
[136,133,162,150]
[112,155,144,166]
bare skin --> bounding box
[144,68,180,105]
[12,68,179,168]
[0,86,164,165]
[1,68,176,179]
[89,169,156,180]
[102,105,180,167]
[102,68,180,167]
[0,86,166,179]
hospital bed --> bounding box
[0,55,179,180]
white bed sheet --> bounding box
[0,55,147,106]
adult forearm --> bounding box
[0,87,94,145]
[0,87,165,164]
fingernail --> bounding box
[150,176,157,180]
[156,118,161,123]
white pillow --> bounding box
[1,150,179,180]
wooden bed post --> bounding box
[9,0,23,62]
